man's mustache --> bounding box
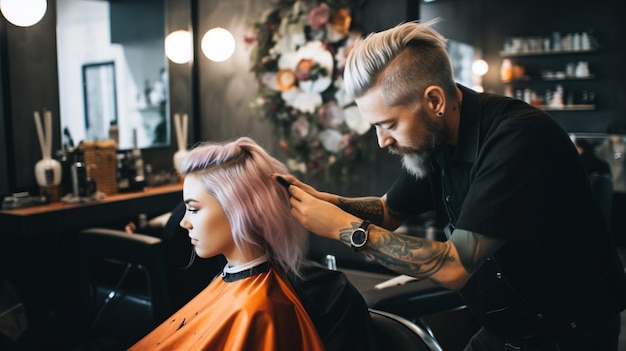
[389,145,419,155]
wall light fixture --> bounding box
[472,59,489,76]
[165,30,193,64]
[0,0,47,27]
[201,27,235,62]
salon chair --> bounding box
[307,232,480,350]
[369,308,442,351]
[76,228,172,349]
[77,223,379,351]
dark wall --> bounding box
[0,1,60,196]
[0,0,189,198]
[481,0,625,134]
[2,0,623,198]
[0,18,9,196]
[110,0,165,44]
[139,0,193,173]
[193,0,418,196]
[423,0,625,134]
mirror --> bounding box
[82,61,117,137]
[56,0,169,150]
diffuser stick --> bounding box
[33,111,47,159]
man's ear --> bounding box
[424,85,445,115]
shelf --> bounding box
[500,48,597,58]
[538,104,596,111]
[503,75,596,84]
[500,35,600,118]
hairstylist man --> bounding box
[278,20,626,350]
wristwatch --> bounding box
[350,220,371,251]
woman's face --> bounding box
[180,175,243,264]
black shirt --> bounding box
[386,85,626,339]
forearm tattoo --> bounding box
[339,224,455,283]
[336,197,385,225]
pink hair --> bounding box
[180,137,307,277]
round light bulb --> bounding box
[201,27,236,62]
[472,59,489,76]
[0,0,47,27]
[165,30,193,64]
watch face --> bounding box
[351,228,367,247]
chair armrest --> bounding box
[77,227,166,273]
[360,279,464,318]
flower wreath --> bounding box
[247,0,376,183]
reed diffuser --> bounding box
[34,109,62,200]
[173,113,188,174]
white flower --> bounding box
[274,22,306,54]
[296,41,334,92]
[287,158,307,173]
[344,105,371,135]
[335,46,348,72]
[281,89,323,113]
[261,72,280,91]
[278,41,334,93]
[319,129,343,153]
[334,78,354,107]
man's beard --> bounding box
[390,113,445,180]
[401,153,431,179]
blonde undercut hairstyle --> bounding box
[344,19,458,108]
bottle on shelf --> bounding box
[501,59,513,82]
[71,148,96,197]
[132,128,145,185]
[108,121,119,147]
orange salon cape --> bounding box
[128,262,324,351]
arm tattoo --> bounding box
[386,205,408,223]
[450,229,504,273]
[336,197,385,225]
[339,225,455,284]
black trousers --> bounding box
[464,313,621,351]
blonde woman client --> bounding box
[129,137,324,350]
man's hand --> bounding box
[288,185,360,240]
[272,174,336,204]
[271,174,359,239]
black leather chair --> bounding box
[360,278,480,351]
[77,228,172,349]
[369,308,443,351]
[76,226,378,351]
[308,231,480,350]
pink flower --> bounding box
[318,101,344,128]
[341,134,354,156]
[291,117,310,139]
[243,32,258,44]
[308,3,330,30]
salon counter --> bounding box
[0,183,182,238]
[0,183,183,349]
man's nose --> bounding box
[375,127,394,148]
